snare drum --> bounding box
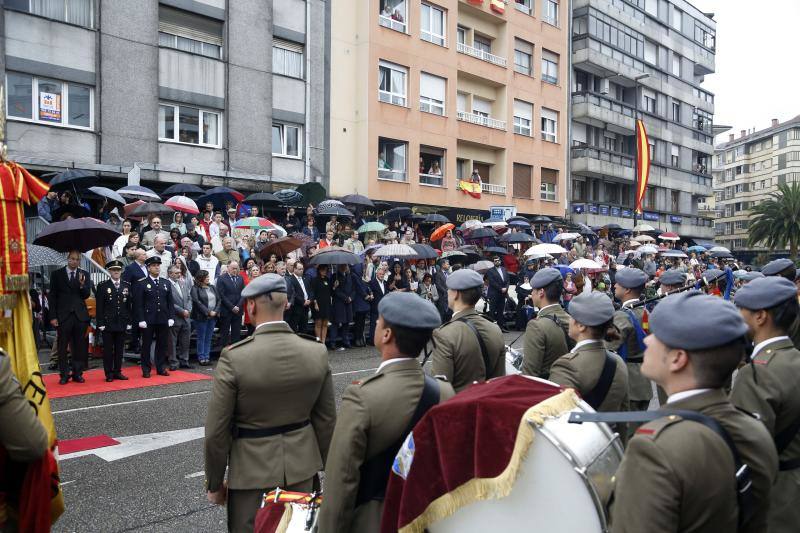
[254,489,321,533]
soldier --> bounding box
[318,292,455,532]
[429,269,505,392]
[132,256,175,378]
[95,260,131,382]
[730,276,800,532]
[610,291,778,533]
[204,274,336,533]
[549,292,628,413]
[521,268,571,378]
[657,269,686,295]
[760,258,800,349]
[0,348,48,462]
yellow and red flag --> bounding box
[490,0,505,14]
[457,179,481,199]
[635,119,650,214]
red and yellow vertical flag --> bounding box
[635,119,651,214]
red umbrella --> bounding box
[659,231,680,241]
[123,200,145,218]
[430,223,455,242]
[164,195,199,214]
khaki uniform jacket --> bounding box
[522,303,570,378]
[548,340,629,412]
[318,359,455,533]
[215,248,240,266]
[730,337,800,533]
[204,322,336,492]
[0,353,48,462]
[429,309,505,392]
[610,389,778,533]
[606,304,652,402]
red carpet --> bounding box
[44,369,212,399]
[58,435,119,455]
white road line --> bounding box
[61,480,76,486]
[185,471,205,479]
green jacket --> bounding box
[522,303,570,378]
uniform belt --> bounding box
[779,458,800,471]
[232,420,310,439]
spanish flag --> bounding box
[641,308,649,334]
[635,119,650,214]
[490,0,505,14]
[457,179,481,199]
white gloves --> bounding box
[126,325,132,330]
[98,326,105,331]
[168,319,175,327]
[139,321,147,329]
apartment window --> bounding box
[572,179,587,202]
[457,25,467,45]
[644,0,657,16]
[379,0,407,32]
[473,34,491,54]
[420,72,446,115]
[644,187,656,210]
[670,190,680,212]
[644,41,657,65]
[542,0,559,26]
[420,146,445,186]
[513,99,533,137]
[540,168,558,201]
[672,101,681,122]
[642,88,656,114]
[273,40,304,79]
[420,3,446,46]
[514,39,533,76]
[271,122,302,158]
[513,163,532,198]
[472,97,492,118]
[6,73,92,129]
[671,145,680,167]
[648,140,655,163]
[456,158,468,181]
[603,132,617,152]
[378,60,407,106]
[541,108,558,142]
[158,5,223,59]
[671,54,681,77]
[378,138,408,181]
[159,103,220,147]
[541,50,559,84]
[7,0,93,27]
[671,7,682,32]
[514,0,532,15]
[457,92,468,113]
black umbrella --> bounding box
[46,169,96,192]
[309,247,360,266]
[245,192,281,206]
[34,218,121,252]
[466,227,499,240]
[316,205,354,217]
[410,243,438,259]
[51,204,90,221]
[383,207,412,221]
[275,188,304,206]
[296,182,327,206]
[340,194,375,207]
[130,202,175,217]
[197,186,244,209]
[531,215,552,223]
[163,183,206,196]
[507,219,531,228]
[499,232,539,244]
[484,246,510,255]
[506,216,530,224]
[87,186,126,206]
[603,223,623,230]
[424,213,450,224]
[711,251,734,259]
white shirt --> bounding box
[146,248,172,278]
[667,388,712,404]
[171,279,183,299]
[295,275,309,300]
[621,298,640,308]
[254,320,287,332]
[538,303,561,315]
[751,336,790,360]
[377,358,408,373]
[196,255,220,284]
[496,266,504,280]
[572,339,603,352]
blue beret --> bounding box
[531,267,562,289]
[649,290,748,350]
[379,292,441,329]
[734,276,797,310]
[659,269,687,287]
[702,269,725,284]
[615,267,648,289]
[446,269,484,290]
[741,271,764,283]
[568,292,615,327]
[762,258,794,276]
[241,273,287,298]
[144,256,162,266]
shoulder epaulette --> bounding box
[635,415,683,439]
[752,348,779,366]
[226,336,254,350]
[296,333,319,343]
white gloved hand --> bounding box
[98,326,105,331]
[126,325,132,330]
[139,321,147,329]
[168,319,175,327]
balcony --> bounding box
[379,14,407,33]
[481,182,507,195]
[457,110,506,131]
[420,173,444,187]
[571,145,635,181]
[457,42,507,68]
[572,92,635,135]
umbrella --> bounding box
[118,185,160,201]
[410,243,438,259]
[46,169,96,192]
[633,223,656,232]
[466,228,499,240]
[130,202,174,218]
[358,222,387,234]
[430,223,455,242]
[316,205,354,217]
[244,192,281,206]
[711,251,734,259]
[459,219,483,231]
[234,217,280,230]
[628,241,642,248]
[506,216,530,225]
[507,219,531,228]
[603,223,623,230]
[34,217,121,252]
[499,232,538,244]
[470,260,494,274]
[524,252,552,260]
[482,218,507,228]
[164,195,199,214]
[309,247,360,266]
[570,258,603,270]
[687,245,707,253]
[318,199,346,211]
[632,235,655,243]
[274,188,304,205]
[484,246,510,255]
[659,232,680,241]
[87,186,126,206]
[638,245,659,254]
[526,243,567,256]
[552,232,580,242]
[441,250,466,259]
[553,265,575,277]
[258,236,303,258]
[709,246,731,254]
[296,182,327,206]
[374,243,418,258]
[197,186,244,209]
[531,216,552,223]
[340,194,375,207]
[576,223,597,236]
[424,213,450,224]
[661,250,688,258]
[27,244,67,268]
[51,203,90,220]
[383,207,412,221]
[163,183,205,196]
[123,200,145,218]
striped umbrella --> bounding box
[164,195,199,214]
[374,243,418,258]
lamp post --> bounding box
[632,73,650,227]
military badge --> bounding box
[147,284,152,289]
[107,287,112,294]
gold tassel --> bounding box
[0,294,18,310]
[4,275,29,291]
[0,317,13,333]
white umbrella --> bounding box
[638,245,659,254]
[709,246,731,253]
[470,260,495,274]
[482,220,508,228]
[552,232,580,242]
[622,250,641,256]
[526,243,567,256]
[661,250,688,258]
[633,223,656,232]
[633,235,656,243]
[628,240,642,248]
[570,258,603,270]
[524,252,552,260]
[374,243,418,258]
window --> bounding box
[513,99,533,136]
[421,3,446,46]
[671,7,682,32]
[158,6,223,59]
[671,145,680,167]
[472,97,492,118]
[473,35,491,54]
[420,72,446,115]
[644,41,657,65]
[644,0,657,16]
[515,0,532,15]
[541,108,558,142]
[378,60,407,106]
[672,101,681,122]
[457,25,467,45]
[540,168,558,201]
[541,50,559,84]
[8,0,93,27]
[642,88,656,114]
[457,92,468,113]
[273,40,304,79]
[272,122,301,158]
[644,187,656,209]
[159,103,220,147]
[671,190,680,212]
[6,73,93,129]
[513,163,532,198]
[379,0,407,32]
[457,158,468,181]
[573,179,587,201]
[514,39,533,76]
[420,146,445,186]
[542,0,559,26]
[378,138,408,181]
[671,54,681,77]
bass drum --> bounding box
[429,377,623,533]
[254,489,320,533]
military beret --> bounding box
[568,292,615,327]
[734,276,797,310]
[241,273,287,298]
[447,269,484,290]
[105,260,124,270]
[659,269,687,287]
[649,290,748,350]
[615,267,648,289]
[762,258,794,277]
[144,256,162,266]
[531,267,562,289]
[702,269,725,283]
[741,271,764,282]
[379,292,441,330]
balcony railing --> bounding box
[378,14,406,33]
[514,1,531,14]
[571,145,635,167]
[481,182,507,195]
[457,110,506,131]
[456,42,507,68]
[377,168,408,182]
[420,173,444,187]
[572,91,636,118]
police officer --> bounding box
[522,268,571,378]
[204,274,336,533]
[549,292,628,413]
[761,257,800,349]
[132,256,175,378]
[318,292,455,533]
[95,260,131,382]
[610,291,778,533]
[429,269,505,392]
[730,276,800,532]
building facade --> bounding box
[713,115,800,254]
[569,0,716,239]
[329,0,569,217]
[2,0,329,192]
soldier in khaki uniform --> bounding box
[610,291,778,533]
[204,274,336,533]
[760,258,800,349]
[430,269,505,392]
[730,276,800,533]
[522,268,571,378]
[318,292,455,533]
[0,349,48,461]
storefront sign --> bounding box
[490,205,516,220]
[669,215,683,223]
[643,211,660,222]
[611,206,621,217]
[588,204,599,214]
[599,205,610,216]
[621,209,633,218]
[572,204,585,214]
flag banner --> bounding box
[490,0,505,13]
[457,179,481,199]
[635,119,650,214]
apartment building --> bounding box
[329,0,569,218]
[2,0,328,192]
[713,115,800,255]
[569,0,716,240]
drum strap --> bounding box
[570,409,754,528]
[457,318,492,377]
[542,313,576,351]
[581,351,617,410]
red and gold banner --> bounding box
[634,119,650,214]
[457,179,481,199]
[490,0,505,14]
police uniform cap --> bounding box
[659,269,686,287]
[615,267,648,289]
[241,273,287,299]
[446,269,484,290]
[568,292,615,327]
[734,276,797,310]
[105,260,124,270]
[649,290,747,350]
[702,269,724,283]
[531,267,562,289]
[762,258,794,277]
[378,292,441,330]
[144,256,162,266]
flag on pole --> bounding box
[457,179,481,199]
[635,119,650,214]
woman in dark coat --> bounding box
[330,264,355,350]
[388,261,407,292]
[311,264,332,346]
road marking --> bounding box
[60,427,205,462]
[185,470,205,479]
[61,480,76,486]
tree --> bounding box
[748,182,800,261]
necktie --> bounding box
[69,270,75,282]
[114,282,119,290]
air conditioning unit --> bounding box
[600,78,610,95]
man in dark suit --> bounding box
[434,259,451,322]
[486,255,510,330]
[287,261,313,333]
[216,260,244,348]
[49,250,92,384]
[367,264,388,345]
[132,256,175,377]
[95,260,131,382]
[168,263,194,370]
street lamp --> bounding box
[632,73,650,226]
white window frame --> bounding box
[540,181,557,201]
[420,2,446,47]
[541,107,558,143]
[671,145,680,167]
[419,72,446,116]
[273,40,304,79]
[378,0,408,33]
[514,39,533,76]
[671,7,682,32]
[377,138,408,182]
[5,73,94,131]
[671,54,681,77]
[514,0,532,15]
[419,146,446,187]
[378,60,408,107]
[271,121,303,158]
[158,32,222,59]
[16,0,95,28]
[644,40,657,65]
[542,0,559,27]
[541,50,559,84]
[158,102,222,148]
[513,99,533,137]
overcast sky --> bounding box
[688,0,800,144]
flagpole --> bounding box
[633,74,650,227]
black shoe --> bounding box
[169,364,179,371]
[105,376,114,383]
[157,369,170,377]
[72,375,85,383]
[179,362,195,369]
[114,373,129,380]
[143,371,151,378]
[198,360,209,366]
[59,376,69,385]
